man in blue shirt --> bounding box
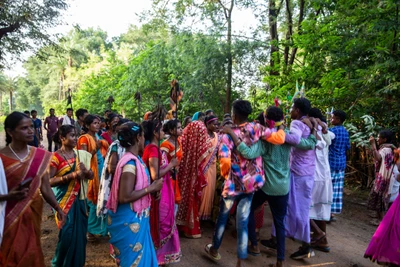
[31,110,42,148]
[328,110,350,220]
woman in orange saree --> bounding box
[0,112,65,266]
[77,115,108,239]
[176,121,212,238]
[199,115,221,221]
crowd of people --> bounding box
[0,96,398,267]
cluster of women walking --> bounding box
[0,95,398,267]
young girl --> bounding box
[368,130,395,225]
[142,120,181,266]
[161,119,183,214]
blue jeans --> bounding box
[248,190,288,261]
[212,193,253,259]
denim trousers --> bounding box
[212,193,253,259]
[248,190,288,261]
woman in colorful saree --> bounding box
[176,121,212,238]
[97,118,129,261]
[142,120,181,266]
[106,122,163,267]
[49,125,94,267]
[199,115,221,221]
[77,114,108,240]
[364,156,400,266]
[0,111,66,266]
[161,119,183,215]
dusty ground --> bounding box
[40,192,378,267]
[0,134,379,267]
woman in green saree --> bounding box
[49,125,93,267]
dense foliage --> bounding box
[0,0,68,67]
[1,0,399,139]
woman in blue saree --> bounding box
[106,122,162,267]
[49,125,93,267]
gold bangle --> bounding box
[145,187,148,194]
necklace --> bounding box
[9,145,30,162]
[59,149,76,169]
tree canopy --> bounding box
[0,0,68,67]
[0,0,399,140]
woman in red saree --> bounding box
[176,121,212,238]
[0,111,66,266]
[142,120,181,265]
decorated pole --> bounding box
[134,91,142,122]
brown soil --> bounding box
[0,133,378,267]
[41,190,378,267]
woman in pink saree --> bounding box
[364,148,400,266]
[142,120,181,266]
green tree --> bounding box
[0,0,68,67]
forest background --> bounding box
[1,0,400,188]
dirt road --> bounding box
[41,192,378,267]
[0,133,378,267]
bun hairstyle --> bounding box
[4,111,30,146]
[204,115,217,126]
[141,119,162,143]
[163,119,180,135]
[53,125,75,144]
[117,122,142,148]
[82,114,98,132]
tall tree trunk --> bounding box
[59,71,65,101]
[0,92,3,115]
[289,0,305,66]
[284,0,293,68]
[8,90,12,113]
[269,0,280,75]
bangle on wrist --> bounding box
[145,187,148,194]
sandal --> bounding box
[247,245,260,256]
[204,244,221,261]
